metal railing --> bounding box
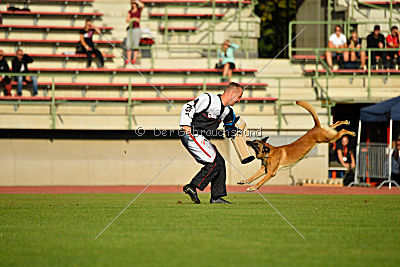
[1,70,400,129]
[289,20,400,60]
[0,72,334,130]
[356,142,390,179]
[299,47,400,99]
[327,0,400,38]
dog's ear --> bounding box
[262,136,269,143]
[246,140,253,146]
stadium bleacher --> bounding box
[141,0,252,6]
[1,0,398,132]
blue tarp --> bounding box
[391,103,400,121]
[360,96,400,122]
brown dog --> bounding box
[238,101,356,191]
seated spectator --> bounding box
[344,31,366,69]
[126,0,144,65]
[391,135,400,184]
[0,49,11,96]
[218,40,239,82]
[336,136,355,170]
[326,25,348,69]
[11,49,38,96]
[386,26,400,69]
[367,25,386,69]
[80,19,104,69]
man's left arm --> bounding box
[23,54,34,64]
[223,107,240,138]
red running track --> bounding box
[1,185,400,195]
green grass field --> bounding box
[0,193,399,266]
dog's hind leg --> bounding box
[330,129,356,143]
[329,120,350,129]
[237,166,266,185]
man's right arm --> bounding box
[180,93,210,134]
[366,34,372,48]
[80,33,91,51]
[11,59,17,72]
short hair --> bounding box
[224,82,243,93]
[391,26,398,31]
[374,25,380,31]
[85,19,92,23]
[335,25,342,30]
[16,49,23,53]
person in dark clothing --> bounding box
[0,49,11,96]
[11,49,38,96]
[79,19,104,68]
[391,135,400,184]
[336,136,355,170]
[180,82,243,204]
[366,25,386,69]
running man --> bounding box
[180,82,243,204]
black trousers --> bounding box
[371,51,387,66]
[386,51,400,68]
[190,150,227,199]
[86,48,104,67]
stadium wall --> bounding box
[0,137,328,186]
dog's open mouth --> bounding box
[246,140,270,158]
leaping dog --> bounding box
[238,101,356,191]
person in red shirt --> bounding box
[126,0,144,65]
[386,26,400,69]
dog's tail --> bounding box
[296,101,321,127]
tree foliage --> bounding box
[255,0,303,58]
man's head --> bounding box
[391,26,398,36]
[334,25,342,36]
[0,49,4,60]
[223,82,243,106]
[16,49,24,60]
[374,25,381,36]
[341,135,349,147]
[85,19,93,28]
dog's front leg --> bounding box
[330,129,356,143]
[246,172,276,192]
[237,166,266,185]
